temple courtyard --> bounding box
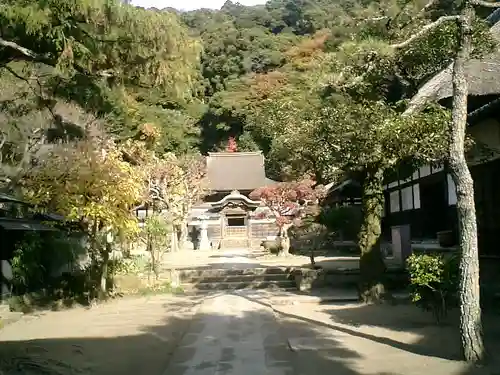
[1,249,500,375]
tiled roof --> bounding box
[206,152,270,191]
[411,12,500,104]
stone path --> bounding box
[163,293,293,375]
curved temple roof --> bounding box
[206,152,275,191]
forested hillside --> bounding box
[181,0,387,154]
[0,0,496,185]
[0,0,428,179]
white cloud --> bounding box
[131,0,267,11]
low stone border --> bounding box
[292,269,326,291]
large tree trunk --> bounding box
[450,5,485,363]
[358,167,387,303]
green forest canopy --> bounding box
[1,0,497,183]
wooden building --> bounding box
[188,152,278,250]
[382,12,500,256]
[323,178,362,207]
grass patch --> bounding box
[134,282,184,296]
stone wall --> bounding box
[249,220,278,239]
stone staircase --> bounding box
[161,262,412,294]
[177,267,297,292]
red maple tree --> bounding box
[226,136,238,152]
[250,179,325,255]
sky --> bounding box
[131,0,267,11]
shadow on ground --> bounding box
[0,292,498,375]
[322,303,500,362]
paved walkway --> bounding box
[163,293,293,375]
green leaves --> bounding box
[21,139,145,236]
[406,253,460,321]
[1,1,201,91]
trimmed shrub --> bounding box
[406,253,459,323]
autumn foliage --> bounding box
[250,179,324,226]
[250,179,324,256]
[226,136,238,152]
[22,139,144,236]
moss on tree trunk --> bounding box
[358,167,387,303]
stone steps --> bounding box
[172,265,296,292]
[164,263,410,294]
[182,279,296,291]
[174,267,291,279]
[181,273,293,284]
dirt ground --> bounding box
[0,295,203,375]
[1,292,500,375]
[271,300,500,375]
[160,247,374,270]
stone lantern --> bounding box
[197,214,211,251]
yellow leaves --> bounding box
[139,149,206,223]
[285,29,331,70]
[22,139,143,236]
[138,123,161,140]
[248,71,288,101]
[20,137,207,236]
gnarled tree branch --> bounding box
[0,36,114,78]
[470,0,500,7]
[391,15,459,49]
[0,36,51,62]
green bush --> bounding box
[289,219,329,251]
[406,253,459,323]
[110,255,149,276]
[8,232,103,310]
[10,232,78,293]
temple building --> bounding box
[188,151,278,250]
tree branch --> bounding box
[470,0,500,7]
[362,0,441,30]
[391,15,460,49]
[0,37,51,62]
[0,37,114,77]
[419,0,441,15]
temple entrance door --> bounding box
[223,214,249,248]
